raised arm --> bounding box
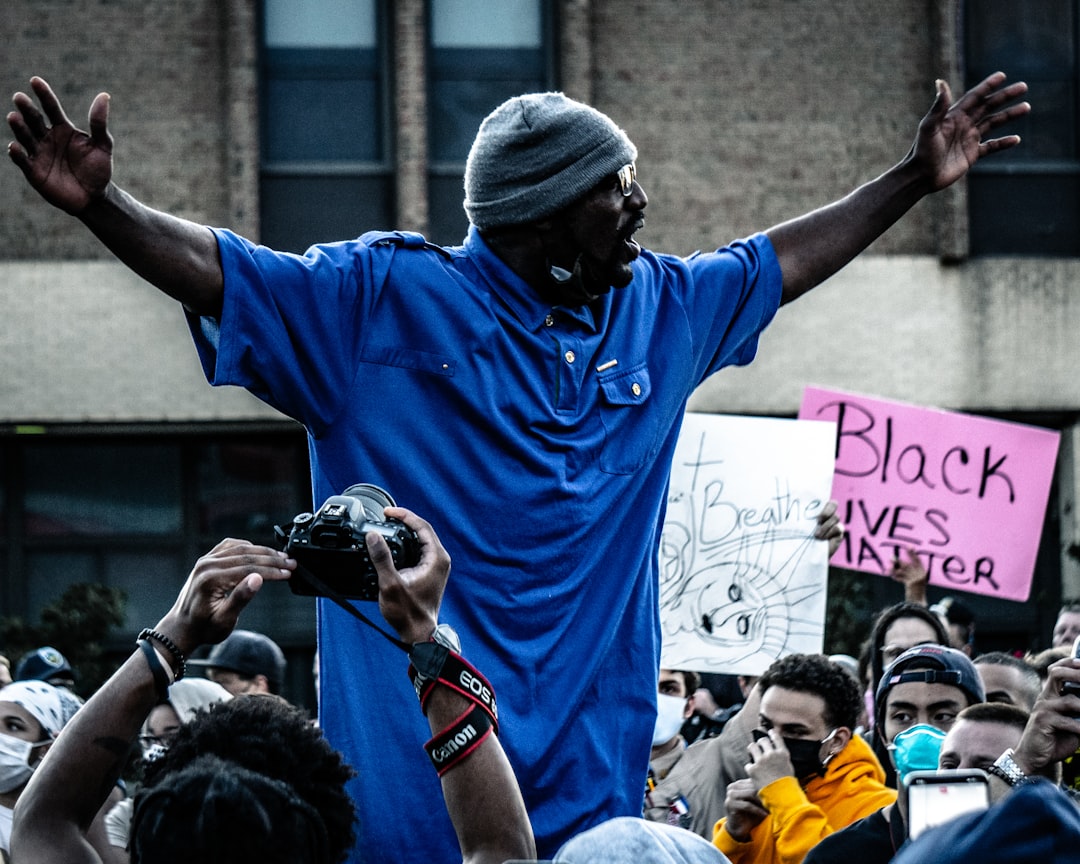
[769,72,1029,305]
[7,77,224,317]
[10,540,296,864]
[372,507,536,864]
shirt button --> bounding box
[631,382,642,396]
[564,350,576,364]
[544,314,555,327]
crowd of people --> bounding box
[4,50,1077,864]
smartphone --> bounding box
[1063,634,1080,696]
[904,769,990,839]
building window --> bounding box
[260,0,392,252]
[965,0,1080,255]
[426,0,556,245]
[0,429,315,700]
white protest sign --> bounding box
[659,413,837,676]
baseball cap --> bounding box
[15,646,74,685]
[188,630,286,692]
[875,643,985,724]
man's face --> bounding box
[882,681,967,743]
[1052,610,1080,649]
[758,685,831,742]
[554,170,647,296]
[938,718,1022,773]
[880,617,942,671]
[207,668,263,696]
[658,669,688,700]
[975,663,1038,711]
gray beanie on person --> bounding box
[463,92,638,229]
[554,817,729,863]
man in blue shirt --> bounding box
[8,73,1028,862]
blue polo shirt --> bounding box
[189,225,782,863]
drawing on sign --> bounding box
[659,414,835,675]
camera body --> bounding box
[276,484,420,601]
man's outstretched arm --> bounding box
[8,76,224,317]
[768,72,1030,305]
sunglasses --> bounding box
[615,162,637,197]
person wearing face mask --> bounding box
[650,670,700,782]
[712,654,895,864]
[0,680,82,859]
[802,643,986,864]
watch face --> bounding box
[433,624,461,654]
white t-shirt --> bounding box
[0,803,13,856]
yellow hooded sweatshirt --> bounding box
[713,732,897,864]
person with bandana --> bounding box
[0,680,82,859]
[712,654,896,864]
[802,643,986,864]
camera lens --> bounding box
[340,483,396,521]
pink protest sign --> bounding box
[798,387,1060,602]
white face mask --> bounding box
[652,693,687,746]
[0,731,44,794]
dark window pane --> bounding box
[196,441,308,537]
[260,174,393,252]
[264,49,381,162]
[428,172,470,246]
[105,550,186,631]
[26,551,99,613]
[23,443,182,536]
[968,173,1080,256]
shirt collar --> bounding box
[464,226,599,334]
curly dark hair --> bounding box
[132,754,333,864]
[758,653,863,730]
[140,695,356,862]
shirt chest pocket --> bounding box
[596,362,661,475]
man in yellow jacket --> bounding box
[713,653,896,864]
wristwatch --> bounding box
[430,623,461,654]
[987,748,1029,787]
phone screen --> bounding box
[906,771,989,839]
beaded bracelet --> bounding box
[137,628,187,681]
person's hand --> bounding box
[371,507,452,645]
[687,687,721,718]
[1011,656,1080,777]
[155,539,296,655]
[910,72,1029,193]
[723,778,768,843]
[7,77,113,215]
[814,499,843,559]
[746,728,796,791]
[889,547,928,605]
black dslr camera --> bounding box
[275,484,420,601]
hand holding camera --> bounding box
[276,484,421,601]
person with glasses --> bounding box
[7,71,1027,861]
[101,677,232,860]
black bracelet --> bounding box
[138,628,187,681]
[137,638,172,703]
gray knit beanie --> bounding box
[463,92,637,229]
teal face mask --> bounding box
[888,723,946,782]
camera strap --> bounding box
[295,563,499,731]
[294,563,412,652]
[409,643,499,731]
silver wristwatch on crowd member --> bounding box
[987,748,1029,787]
[430,623,461,654]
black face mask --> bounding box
[546,254,608,305]
[753,728,837,785]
